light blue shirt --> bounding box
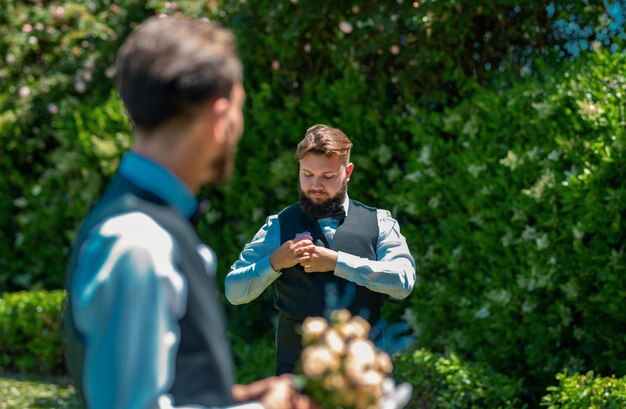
[225,197,416,305]
[70,152,262,409]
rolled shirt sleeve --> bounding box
[333,209,416,299]
[225,215,282,305]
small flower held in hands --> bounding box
[294,231,313,242]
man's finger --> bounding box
[293,392,319,409]
[231,377,274,401]
[298,244,316,254]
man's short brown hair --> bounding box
[295,124,353,163]
[116,15,242,132]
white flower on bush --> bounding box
[339,21,353,34]
[19,86,31,98]
[105,66,116,79]
[500,150,520,170]
[75,80,86,93]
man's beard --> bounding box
[211,124,240,183]
[298,179,347,219]
[211,145,235,183]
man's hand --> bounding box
[270,240,315,271]
[298,246,338,273]
[231,375,320,409]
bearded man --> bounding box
[225,124,416,375]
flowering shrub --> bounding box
[296,310,410,409]
[392,49,626,404]
[541,371,626,408]
[1,2,626,406]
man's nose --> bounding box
[311,178,324,189]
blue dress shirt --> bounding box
[70,152,262,409]
[225,197,416,305]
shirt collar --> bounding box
[343,194,350,216]
[119,152,198,218]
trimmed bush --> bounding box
[394,348,521,409]
[0,290,66,374]
[0,289,276,384]
[541,371,626,408]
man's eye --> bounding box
[324,175,334,179]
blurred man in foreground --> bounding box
[64,15,315,409]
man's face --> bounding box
[299,153,353,204]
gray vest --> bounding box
[275,200,382,365]
[64,174,235,407]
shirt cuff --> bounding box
[257,254,281,277]
[333,251,361,280]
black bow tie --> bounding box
[321,209,346,224]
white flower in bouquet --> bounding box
[330,308,351,324]
[296,309,412,409]
[347,339,376,368]
[301,344,339,378]
[376,352,393,374]
[337,315,370,339]
[302,316,328,344]
[324,328,345,355]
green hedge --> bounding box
[541,371,626,408]
[0,289,275,383]
[0,290,65,374]
[4,290,626,408]
[394,348,522,409]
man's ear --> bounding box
[209,97,231,143]
[345,162,354,181]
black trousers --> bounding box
[275,316,302,375]
[275,360,295,375]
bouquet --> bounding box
[295,309,412,409]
